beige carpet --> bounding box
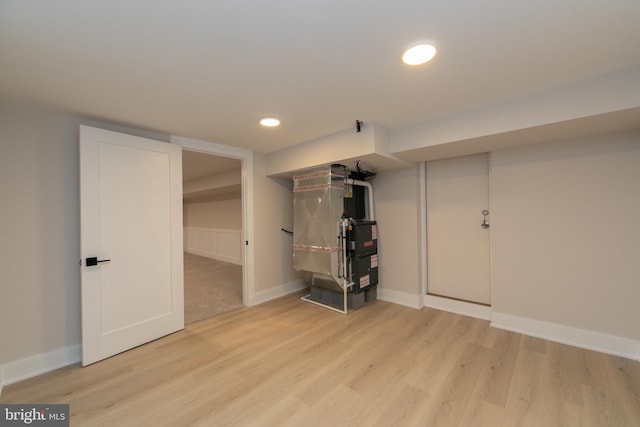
[184,252,243,325]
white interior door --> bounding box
[80,125,184,366]
[426,153,491,304]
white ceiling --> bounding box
[1,1,639,154]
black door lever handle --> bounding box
[85,257,111,267]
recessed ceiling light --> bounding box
[259,117,280,127]
[402,43,437,66]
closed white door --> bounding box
[426,153,491,304]
[80,125,184,366]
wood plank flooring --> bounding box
[2,293,639,426]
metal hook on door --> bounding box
[481,210,490,229]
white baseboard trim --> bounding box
[424,295,492,321]
[491,312,640,361]
[377,288,422,309]
[252,279,308,305]
[0,344,81,391]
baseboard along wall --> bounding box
[377,288,422,309]
[0,344,81,392]
[491,312,640,362]
[423,294,492,320]
[252,279,308,306]
[376,288,639,361]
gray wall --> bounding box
[183,198,242,230]
[490,131,640,340]
[375,166,423,300]
[0,103,169,367]
[252,153,300,294]
[1,104,81,365]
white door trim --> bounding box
[419,162,427,308]
[170,135,255,306]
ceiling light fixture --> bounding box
[259,116,280,127]
[402,43,437,66]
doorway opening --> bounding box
[182,150,244,324]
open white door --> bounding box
[80,125,184,366]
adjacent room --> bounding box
[1,1,639,425]
[182,151,244,324]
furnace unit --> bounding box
[292,164,378,313]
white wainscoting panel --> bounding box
[184,227,242,265]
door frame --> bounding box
[170,135,255,306]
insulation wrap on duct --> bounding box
[292,165,346,284]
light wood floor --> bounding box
[2,293,639,426]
